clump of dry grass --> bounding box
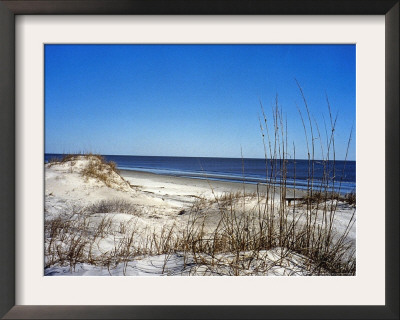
[47,153,131,190]
[209,191,257,207]
[45,215,91,271]
[80,155,120,187]
[47,154,76,167]
[86,199,139,215]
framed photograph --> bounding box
[1,0,398,319]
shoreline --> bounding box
[119,169,309,198]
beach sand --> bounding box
[44,156,356,276]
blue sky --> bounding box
[45,44,355,160]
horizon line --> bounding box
[44,152,355,162]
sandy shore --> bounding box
[120,169,308,203]
[44,156,356,276]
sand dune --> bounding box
[44,155,356,276]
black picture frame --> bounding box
[0,1,398,319]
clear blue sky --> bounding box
[45,44,355,160]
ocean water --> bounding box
[45,154,356,194]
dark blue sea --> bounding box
[45,154,356,194]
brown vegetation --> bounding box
[48,153,130,190]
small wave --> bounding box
[121,167,355,194]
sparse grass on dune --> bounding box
[185,189,355,275]
[86,199,139,215]
[44,190,355,275]
[209,191,258,206]
[80,157,117,187]
[47,153,88,166]
[48,153,130,190]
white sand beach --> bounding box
[44,155,356,276]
